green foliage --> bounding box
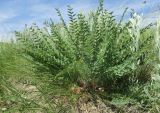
[0,43,74,113]
[16,0,155,91]
[1,0,160,112]
[0,43,17,74]
[129,81,160,112]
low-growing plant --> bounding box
[16,0,156,91]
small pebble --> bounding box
[2,108,7,111]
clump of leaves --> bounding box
[16,0,155,91]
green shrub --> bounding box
[16,0,156,91]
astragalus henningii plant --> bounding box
[16,0,156,91]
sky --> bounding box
[0,0,160,40]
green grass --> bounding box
[0,43,80,113]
